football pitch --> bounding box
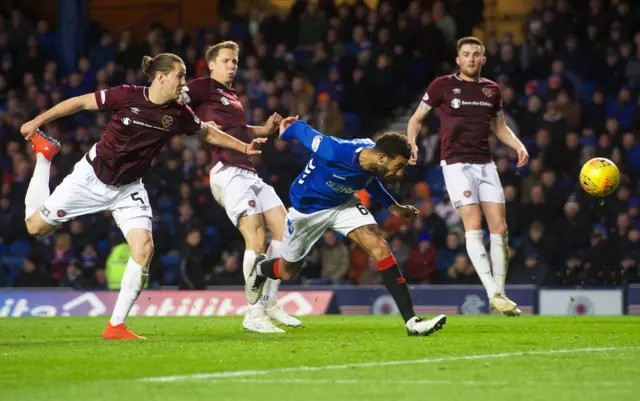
[1,316,639,401]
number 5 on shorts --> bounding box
[356,203,369,215]
[131,192,145,205]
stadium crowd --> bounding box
[0,0,639,289]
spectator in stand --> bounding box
[405,233,437,284]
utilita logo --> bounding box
[0,291,333,317]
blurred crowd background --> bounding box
[0,0,639,290]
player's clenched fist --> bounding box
[265,113,283,134]
[279,115,299,136]
[246,138,267,155]
[516,147,529,168]
[409,142,419,166]
[389,204,420,221]
[20,119,41,141]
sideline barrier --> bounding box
[1,285,637,317]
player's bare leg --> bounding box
[262,206,301,327]
[347,225,445,336]
[24,130,60,236]
[481,201,520,317]
[103,228,153,340]
[458,204,519,316]
[237,214,285,333]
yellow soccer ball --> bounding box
[579,157,620,197]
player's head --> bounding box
[141,53,186,101]
[371,132,411,179]
[456,37,485,79]
[206,41,240,85]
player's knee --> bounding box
[25,216,53,237]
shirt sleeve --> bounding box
[420,78,444,110]
[493,86,503,116]
[179,104,207,136]
[365,178,397,208]
[281,120,357,163]
[95,85,130,112]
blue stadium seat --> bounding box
[0,256,25,286]
[160,254,182,285]
[160,213,176,237]
[97,240,109,255]
[425,167,445,197]
[157,198,174,213]
[8,241,31,258]
[341,113,361,138]
[203,226,221,254]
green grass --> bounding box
[1,316,640,401]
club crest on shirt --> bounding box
[162,115,174,128]
[248,199,256,208]
[56,209,67,218]
[451,98,461,109]
[463,190,472,198]
[221,96,230,106]
[482,87,494,98]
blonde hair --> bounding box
[456,36,485,55]
[205,41,240,63]
[141,53,184,82]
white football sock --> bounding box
[24,153,51,219]
[109,258,147,326]
[265,240,282,305]
[490,232,508,295]
[243,250,265,315]
[465,230,500,299]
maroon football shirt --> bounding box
[93,85,206,186]
[421,73,502,164]
[186,77,255,172]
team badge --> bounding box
[162,115,174,128]
[221,97,230,106]
[56,210,67,218]
[122,117,131,125]
[482,87,494,98]
[463,190,472,198]
[451,98,461,109]
[248,200,256,208]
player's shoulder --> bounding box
[187,76,210,90]
[478,77,499,88]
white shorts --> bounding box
[209,162,283,226]
[282,197,376,262]
[441,160,505,208]
[40,154,153,236]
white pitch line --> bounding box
[207,379,639,387]
[139,346,639,383]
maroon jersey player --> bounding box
[185,41,301,333]
[407,37,529,316]
[20,53,263,340]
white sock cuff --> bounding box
[465,230,484,240]
[244,250,258,258]
[490,232,507,243]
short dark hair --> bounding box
[205,41,239,63]
[373,132,411,160]
[456,36,485,54]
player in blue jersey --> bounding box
[245,117,447,336]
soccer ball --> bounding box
[579,157,620,197]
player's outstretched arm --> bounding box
[248,112,283,137]
[279,118,349,161]
[20,93,98,140]
[201,123,265,156]
[492,113,529,167]
[407,105,431,165]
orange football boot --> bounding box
[102,323,146,340]
[31,130,61,162]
